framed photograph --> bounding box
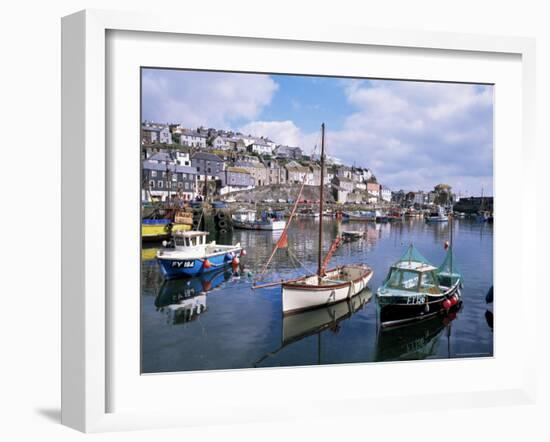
[62,9,537,432]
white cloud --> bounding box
[322,80,494,194]
[142,70,278,128]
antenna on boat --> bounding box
[317,123,326,278]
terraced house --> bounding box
[142,161,197,202]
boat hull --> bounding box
[233,220,286,231]
[282,265,373,314]
[142,223,171,241]
[157,247,241,279]
[377,284,461,328]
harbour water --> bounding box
[141,218,493,373]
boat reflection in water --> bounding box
[154,268,233,325]
[375,307,461,362]
[255,289,373,366]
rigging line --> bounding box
[257,180,306,276]
[287,248,316,275]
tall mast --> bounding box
[317,123,326,276]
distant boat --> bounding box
[232,209,286,231]
[156,230,243,279]
[376,244,463,328]
[343,210,376,221]
[425,206,448,223]
[298,208,320,218]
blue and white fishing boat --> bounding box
[156,230,243,279]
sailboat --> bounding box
[253,123,373,315]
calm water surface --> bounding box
[141,218,493,373]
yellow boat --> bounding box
[142,219,171,242]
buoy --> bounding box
[442,299,452,310]
[203,259,212,269]
[444,241,449,250]
[232,257,240,265]
[202,281,212,291]
[240,249,247,257]
[450,295,458,306]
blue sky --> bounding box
[142,68,493,196]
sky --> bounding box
[142,68,494,196]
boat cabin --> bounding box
[383,261,442,295]
[173,230,209,250]
[232,209,256,223]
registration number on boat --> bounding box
[171,261,195,268]
[406,295,426,305]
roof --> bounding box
[191,152,223,162]
[334,176,352,183]
[235,161,266,169]
[173,230,208,237]
[175,165,198,174]
[250,139,270,146]
[182,130,208,138]
[226,166,251,174]
[393,261,437,272]
[148,152,172,162]
[142,161,166,171]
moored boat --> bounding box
[232,209,286,231]
[282,264,373,314]
[376,244,463,328]
[156,230,244,279]
[425,206,448,223]
[343,210,376,221]
[142,218,172,242]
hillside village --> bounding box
[141,121,455,207]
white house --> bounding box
[180,130,208,148]
[380,186,392,202]
[248,138,273,155]
[141,123,172,144]
[211,135,236,150]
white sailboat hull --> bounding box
[282,265,373,314]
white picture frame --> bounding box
[61,9,537,433]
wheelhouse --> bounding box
[173,231,208,248]
[382,261,443,295]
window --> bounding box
[182,173,187,180]
[166,182,171,189]
[162,172,166,178]
[172,174,177,182]
[149,180,155,188]
[184,183,189,190]
[151,170,157,178]
[158,181,163,188]
[177,182,183,188]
